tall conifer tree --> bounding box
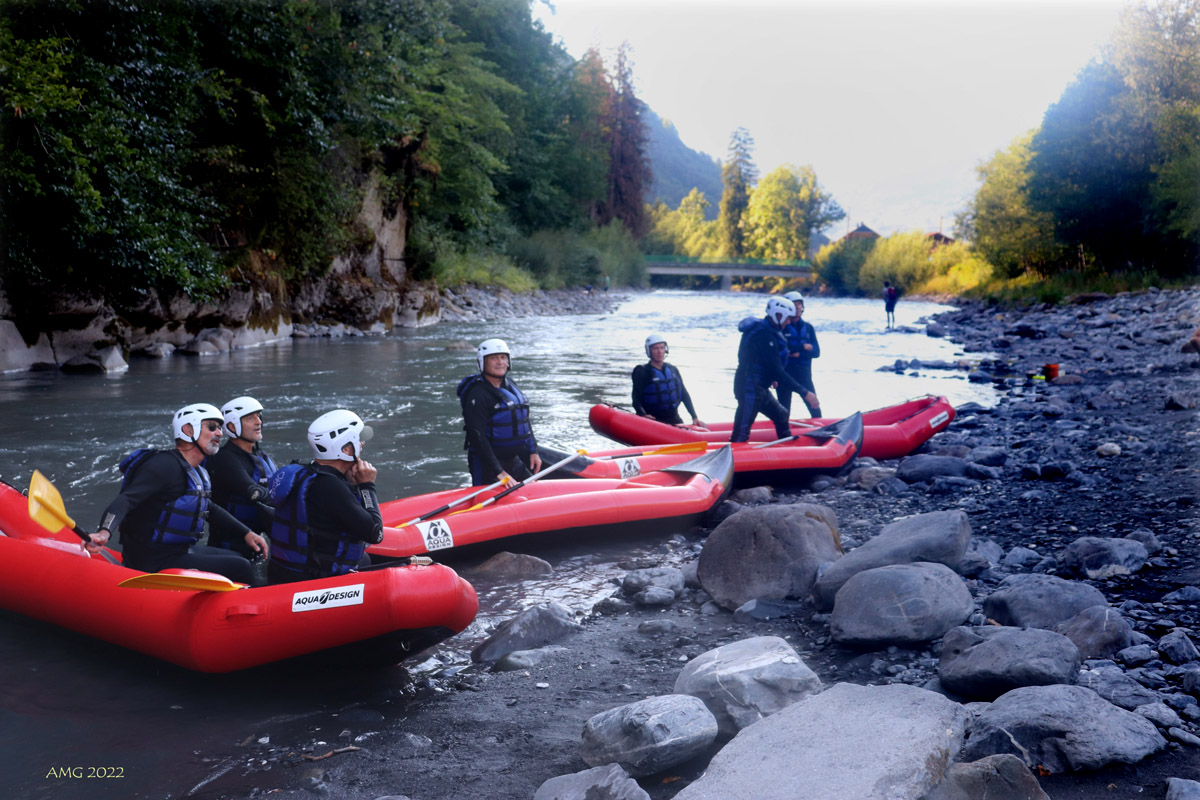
[719,127,757,258]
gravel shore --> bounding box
[241,288,1199,800]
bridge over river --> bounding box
[644,256,811,290]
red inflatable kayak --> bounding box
[538,412,863,484]
[370,446,734,558]
[589,395,955,461]
[0,480,478,673]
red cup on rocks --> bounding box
[1043,364,1060,380]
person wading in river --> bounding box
[883,280,899,328]
[457,338,543,486]
[731,297,813,442]
[205,395,278,558]
[264,409,382,584]
[88,403,269,584]
[631,333,706,428]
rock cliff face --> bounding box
[0,179,443,374]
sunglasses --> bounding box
[204,421,222,432]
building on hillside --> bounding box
[841,223,880,242]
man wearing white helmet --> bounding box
[778,293,822,418]
[730,297,813,442]
[205,396,279,556]
[632,334,705,428]
[87,403,269,584]
[265,409,382,584]
[457,338,543,486]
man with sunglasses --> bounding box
[87,403,269,584]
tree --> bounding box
[813,237,875,295]
[742,164,844,260]
[645,188,719,257]
[596,42,650,238]
[718,127,757,258]
[961,131,1060,277]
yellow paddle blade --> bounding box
[118,570,246,592]
[29,470,76,533]
[645,442,708,456]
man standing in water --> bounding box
[88,403,268,584]
[206,395,278,557]
[632,333,705,428]
[265,409,382,584]
[731,297,813,442]
[777,292,822,418]
[883,281,899,328]
[457,338,543,486]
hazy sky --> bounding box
[532,0,1126,238]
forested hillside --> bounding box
[644,108,721,219]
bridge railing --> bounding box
[644,254,811,269]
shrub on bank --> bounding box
[508,223,646,289]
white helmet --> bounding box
[784,291,804,304]
[765,297,797,326]
[308,409,373,462]
[222,396,263,439]
[173,403,223,443]
[644,333,668,358]
[477,338,511,371]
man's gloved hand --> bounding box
[248,485,268,503]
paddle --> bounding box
[396,477,510,528]
[592,441,708,460]
[452,451,584,515]
[118,569,246,592]
[28,470,119,565]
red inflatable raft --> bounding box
[0,480,478,673]
[589,395,955,461]
[370,446,734,559]
[538,412,863,485]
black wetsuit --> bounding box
[631,362,698,425]
[206,441,275,556]
[731,317,811,442]
[98,449,257,583]
[459,375,538,485]
[778,319,821,417]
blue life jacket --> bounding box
[640,363,683,413]
[457,374,535,453]
[267,464,365,579]
[224,449,278,529]
[783,321,819,363]
[119,448,211,547]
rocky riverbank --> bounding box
[213,287,1198,800]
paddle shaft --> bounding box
[399,477,507,527]
[462,451,583,513]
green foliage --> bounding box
[742,164,844,261]
[718,127,756,258]
[858,231,937,293]
[595,43,650,239]
[431,248,537,291]
[644,189,721,257]
[812,237,875,295]
[507,222,645,288]
[912,242,995,296]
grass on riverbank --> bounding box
[959,269,1200,306]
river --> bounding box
[0,290,995,799]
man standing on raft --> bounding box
[632,333,706,428]
[731,297,814,443]
[458,338,543,486]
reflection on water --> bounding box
[0,290,994,799]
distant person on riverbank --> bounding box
[632,334,706,428]
[731,297,813,442]
[89,404,268,584]
[265,409,382,584]
[884,281,898,328]
[206,395,278,558]
[777,293,822,418]
[458,338,542,486]
[604,273,610,293]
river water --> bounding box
[0,290,995,799]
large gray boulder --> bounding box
[672,683,968,800]
[1059,537,1148,579]
[982,574,1108,630]
[1076,665,1162,709]
[533,763,650,800]
[697,504,841,611]
[896,454,970,482]
[622,567,685,605]
[964,685,1166,772]
[831,562,974,647]
[938,626,1080,700]
[813,510,971,611]
[580,695,718,777]
[1054,605,1134,658]
[673,636,822,737]
[470,602,583,663]
[922,754,1050,800]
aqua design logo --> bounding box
[291,583,365,613]
[617,458,641,478]
[416,519,454,551]
[929,411,949,429]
